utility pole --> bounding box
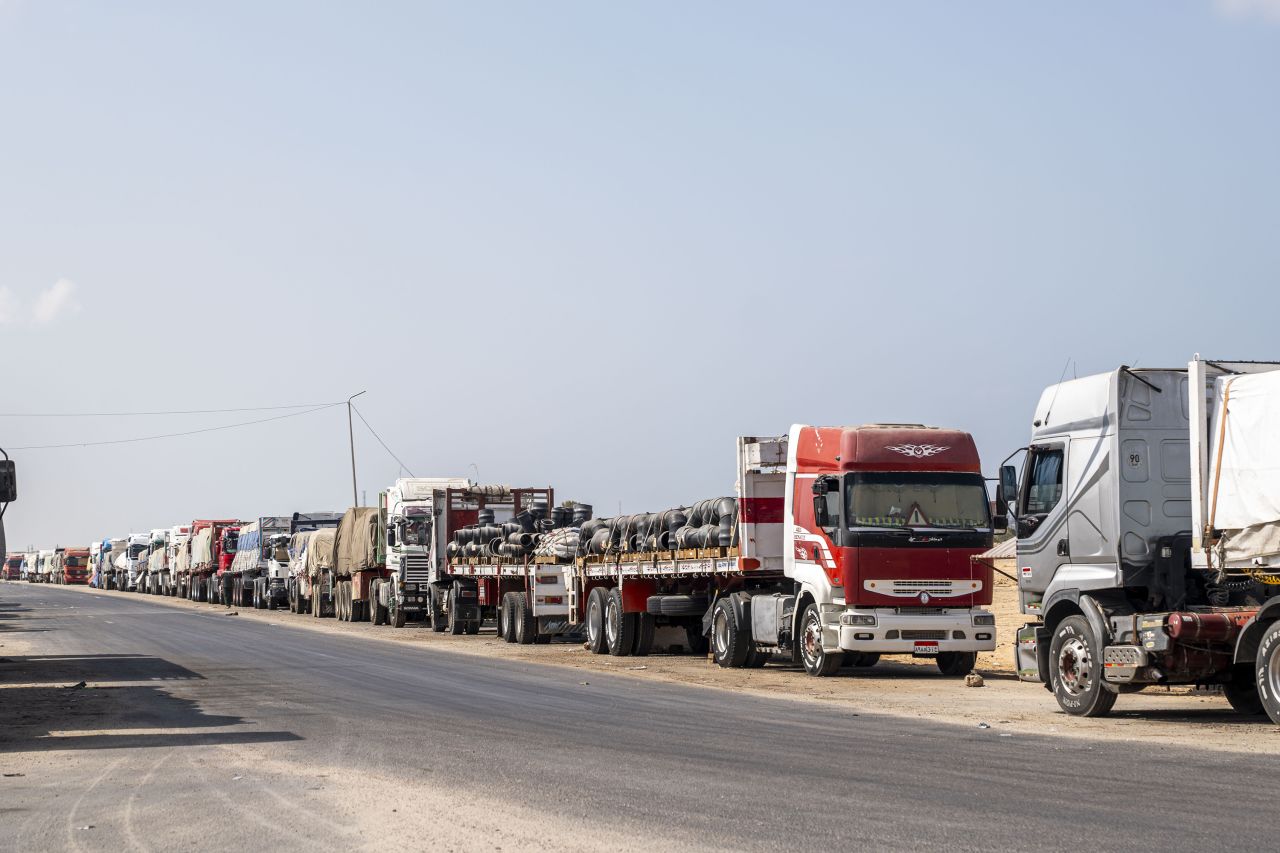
[347,391,367,508]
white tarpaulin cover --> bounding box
[1209,372,1280,558]
[190,528,214,569]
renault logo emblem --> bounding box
[920,592,931,604]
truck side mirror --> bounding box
[813,496,829,528]
[990,502,1008,534]
[387,526,397,547]
[0,460,14,503]
[998,465,1018,511]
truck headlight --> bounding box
[973,614,995,626]
[840,613,877,627]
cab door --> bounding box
[1016,443,1069,596]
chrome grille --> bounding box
[403,554,431,584]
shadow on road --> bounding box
[0,654,204,685]
[0,654,303,753]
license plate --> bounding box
[913,641,940,656]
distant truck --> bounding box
[160,524,191,596]
[178,520,240,602]
[3,553,22,581]
[1006,357,1280,720]
[140,529,170,594]
[34,549,54,583]
[113,533,150,591]
[228,513,342,609]
[58,546,90,585]
[304,508,385,622]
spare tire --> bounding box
[647,594,709,616]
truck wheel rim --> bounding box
[802,612,822,667]
[1268,646,1280,702]
[605,600,618,645]
[713,610,729,658]
[1057,637,1092,695]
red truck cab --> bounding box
[786,424,998,675]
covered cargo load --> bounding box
[173,540,191,576]
[335,507,384,577]
[1208,370,1280,561]
[305,529,337,578]
[190,528,214,570]
[148,547,165,573]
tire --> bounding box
[513,592,536,645]
[936,652,977,677]
[605,588,636,657]
[1224,664,1264,716]
[585,587,609,655]
[1255,620,1280,724]
[632,614,655,656]
[685,624,709,656]
[646,594,708,617]
[447,585,464,635]
[370,581,387,626]
[428,588,447,632]
[743,644,769,668]
[498,593,512,642]
[799,602,843,677]
[849,652,880,668]
[1048,615,1117,717]
[464,619,479,635]
[391,594,407,628]
[711,598,751,668]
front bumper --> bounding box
[835,608,996,655]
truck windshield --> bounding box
[845,472,990,530]
[402,518,431,547]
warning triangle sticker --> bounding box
[906,505,928,526]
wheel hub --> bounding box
[1058,637,1093,695]
[802,615,822,664]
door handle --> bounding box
[1056,539,1069,557]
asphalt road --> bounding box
[1,582,1275,852]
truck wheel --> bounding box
[1255,620,1280,724]
[427,588,447,632]
[1049,615,1116,717]
[1224,664,1264,715]
[370,582,386,625]
[799,602,842,677]
[632,614,655,656]
[586,588,608,655]
[685,625,710,656]
[447,586,464,635]
[514,592,536,645]
[605,588,637,656]
[711,598,750,668]
[498,593,514,642]
[849,653,880,668]
[936,652,977,677]
[390,594,406,628]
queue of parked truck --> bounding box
[9,355,1280,724]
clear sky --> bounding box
[2,1,1279,549]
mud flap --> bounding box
[1016,623,1047,683]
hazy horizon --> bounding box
[4,1,1280,548]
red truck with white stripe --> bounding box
[575,426,1000,675]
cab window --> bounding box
[1022,447,1064,516]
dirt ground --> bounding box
[9,577,1280,756]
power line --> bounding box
[352,404,416,477]
[0,402,340,417]
[8,402,345,451]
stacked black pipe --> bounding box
[447,500,593,561]
[578,497,737,557]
